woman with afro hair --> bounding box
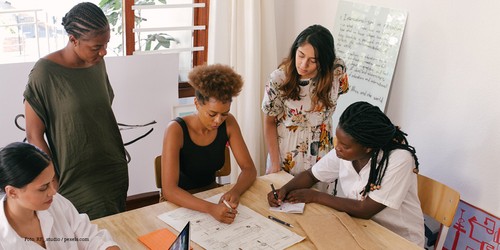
[161,64,256,224]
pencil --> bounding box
[222,199,233,212]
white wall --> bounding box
[274,0,500,216]
[0,54,179,197]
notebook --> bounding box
[269,202,305,214]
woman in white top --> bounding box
[267,101,425,247]
[0,142,119,250]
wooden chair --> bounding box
[155,146,232,193]
[417,174,460,250]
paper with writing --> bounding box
[157,194,304,249]
[269,202,305,214]
[331,0,408,127]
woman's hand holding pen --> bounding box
[212,187,243,224]
[220,190,241,207]
[267,186,288,207]
[209,201,238,224]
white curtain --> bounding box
[208,0,278,180]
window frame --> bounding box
[123,0,209,98]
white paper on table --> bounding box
[269,202,305,214]
[157,194,304,249]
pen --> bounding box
[222,199,233,212]
[270,183,278,200]
[268,215,293,228]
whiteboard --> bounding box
[0,53,179,195]
[331,0,408,126]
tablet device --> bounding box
[168,221,190,250]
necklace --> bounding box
[299,79,310,86]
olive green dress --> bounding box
[24,59,128,220]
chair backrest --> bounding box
[154,155,162,189]
[154,146,232,189]
[417,174,460,227]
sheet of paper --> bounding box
[269,202,305,214]
[158,194,304,249]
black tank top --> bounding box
[175,117,228,190]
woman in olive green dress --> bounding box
[23,2,128,220]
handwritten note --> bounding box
[331,1,407,126]
[270,202,305,214]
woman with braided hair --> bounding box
[268,101,425,247]
[23,2,128,219]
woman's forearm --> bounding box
[282,169,318,192]
[164,186,215,214]
[229,166,257,195]
[263,116,281,172]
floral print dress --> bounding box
[262,60,349,177]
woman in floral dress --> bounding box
[262,24,349,191]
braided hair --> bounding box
[61,2,109,39]
[338,101,419,196]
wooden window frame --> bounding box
[123,0,209,98]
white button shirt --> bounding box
[0,193,117,250]
[312,149,425,247]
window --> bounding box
[0,0,209,97]
[0,2,69,64]
[0,0,122,62]
[122,0,210,97]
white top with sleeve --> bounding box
[0,193,118,250]
[311,149,425,247]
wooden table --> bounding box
[92,172,421,249]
